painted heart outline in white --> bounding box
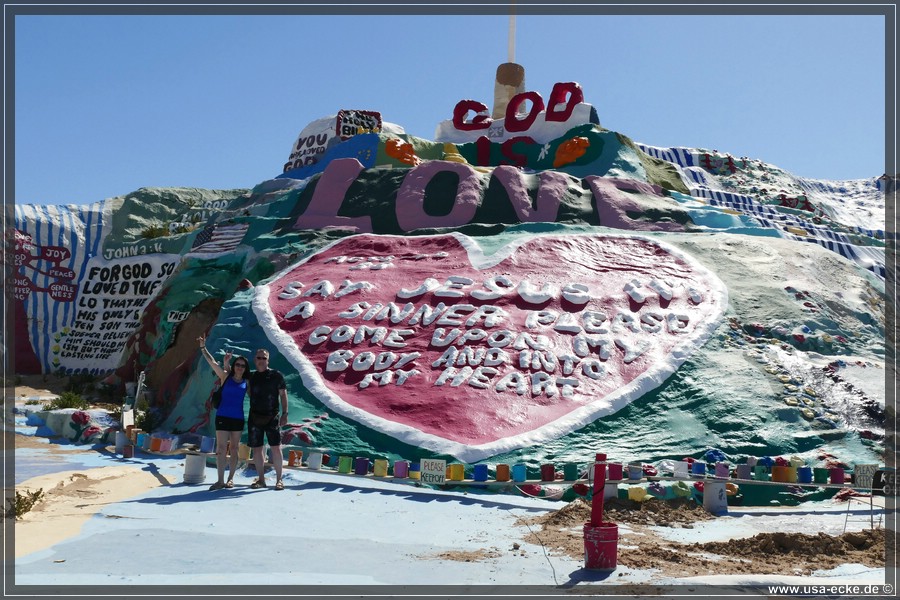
[253,232,728,462]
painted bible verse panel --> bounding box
[255,233,727,461]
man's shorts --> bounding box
[247,414,280,448]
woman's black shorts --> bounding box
[215,415,245,432]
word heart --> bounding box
[255,233,727,461]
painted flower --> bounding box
[81,425,102,440]
[280,427,312,446]
[71,411,91,426]
[279,413,328,446]
[68,410,93,442]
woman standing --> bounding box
[198,335,248,490]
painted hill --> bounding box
[12,84,887,485]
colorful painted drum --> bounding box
[238,443,251,461]
[338,455,353,474]
[830,468,845,484]
[448,463,465,481]
[495,464,510,482]
[607,463,624,480]
[393,460,409,478]
[771,465,790,482]
[540,464,556,481]
[353,457,370,475]
[306,452,323,470]
[512,464,527,482]
[200,436,216,454]
[784,467,798,483]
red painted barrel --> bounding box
[607,463,623,480]
[540,464,555,481]
[583,522,618,570]
[830,467,845,484]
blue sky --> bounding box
[13,11,887,206]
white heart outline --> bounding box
[253,231,728,462]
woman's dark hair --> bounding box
[229,355,250,379]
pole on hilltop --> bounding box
[493,1,525,119]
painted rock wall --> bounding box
[11,86,886,466]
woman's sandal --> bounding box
[209,481,225,491]
[250,479,267,489]
[274,480,284,491]
[224,480,234,489]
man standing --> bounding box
[248,348,288,490]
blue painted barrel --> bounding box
[512,464,527,482]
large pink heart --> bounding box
[255,233,727,461]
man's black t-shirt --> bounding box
[249,369,286,416]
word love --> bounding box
[292,157,674,234]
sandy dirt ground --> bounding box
[11,376,171,558]
[13,374,70,399]
[12,465,172,558]
[515,497,885,579]
[10,376,886,576]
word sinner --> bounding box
[276,276,703,397]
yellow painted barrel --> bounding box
[238,443,251,461]
[448,463,465,481]
[627,486,647,502]
[373,459,388,477]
